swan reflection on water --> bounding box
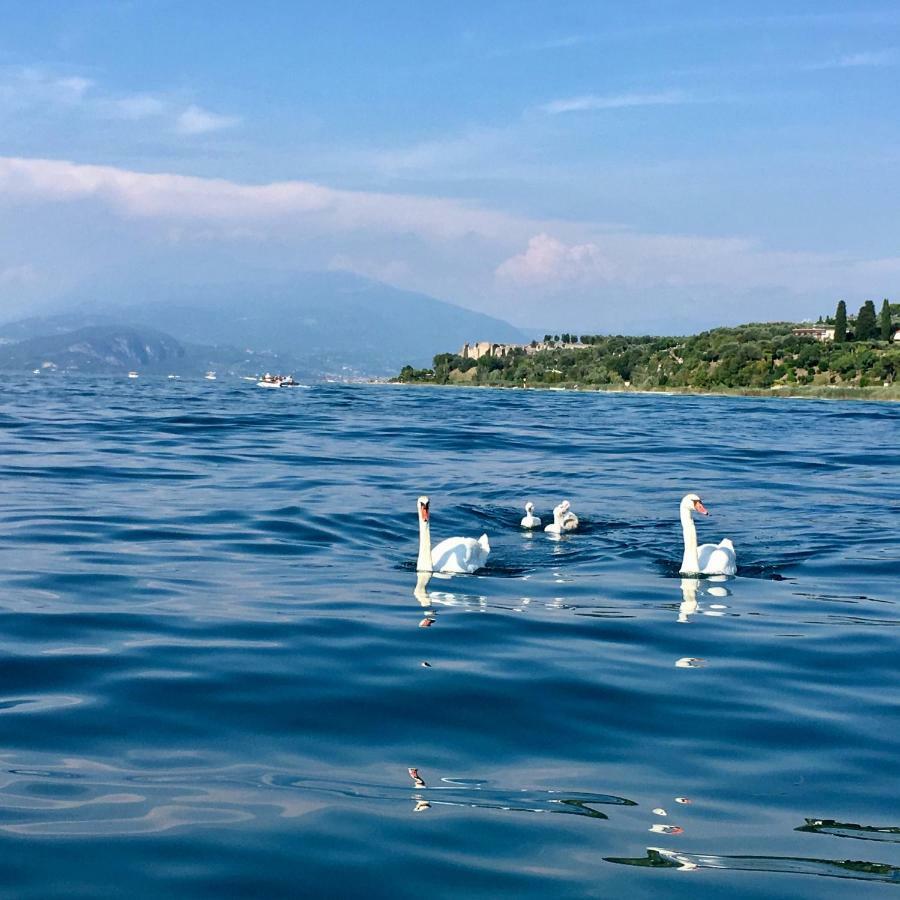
[412,570,493,626]
[411,571,561,625]
[404,767,635,818]
[796,817,900,843]
[677,577,732,623]
[413,572,436,627]
[605,847,900,884]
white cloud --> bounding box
[540,90,690,115]
[52,75,94,100]
[176,104,241,135]
[806,48,899,70]
[495,234,617,284]
[0,67,239,136]
[0,68,95,110]
[0,155,522,241]
[0,263,39,286]
[111,94,168,120]
[495,231,900,298]
[1,155,898,330]
[837,48,898,67]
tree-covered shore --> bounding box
[393,312,900,399]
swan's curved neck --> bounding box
[417,514,433,572]
[680,506,699,574]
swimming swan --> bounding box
[520,502,541,529]
[544,500,578,535]
[558,500,579,532]
[417,496,490,574]
[679,493,736,576]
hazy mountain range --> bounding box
[0,271,525,375]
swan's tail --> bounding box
[478,534,490,552]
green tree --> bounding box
[880,298,892,341]
[856,300,877,341]
[834,300,847,343]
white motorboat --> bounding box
[205,371,217,380]
[256,373,301,388]
[128,371,139,379]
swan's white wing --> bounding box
[432,536,489,573]
[698,541,737,576]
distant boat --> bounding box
[167,374,179,379]
[128,371,139,379]
[32,369,40,375]
[205,371,217,380]
[257,373,302,388]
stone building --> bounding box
[792,326,835,341]
[458,341,520,360]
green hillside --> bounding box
[394,312,900,398]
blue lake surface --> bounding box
[0,376,898,898]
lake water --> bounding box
[0,377,898,898]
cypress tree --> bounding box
[880,298,892,341]
[856,300,877,341]
[834,300,847,343]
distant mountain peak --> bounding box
[0,270,525,374]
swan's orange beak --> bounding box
[420,504,429,522]
[693,500,709,516]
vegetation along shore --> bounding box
[394,301,900,400]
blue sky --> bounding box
[1,1,899,332]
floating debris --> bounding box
[649,823,684,835]
[653,808,668,816]
[675,797,692,804]
[421,661,432,668]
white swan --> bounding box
[558,500,579,532]
[544,500,578,534]
[679,493,736,576]
[520,502,541,529]
[417,496,490,574]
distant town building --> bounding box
[893,328,900,343]
[792,326,835,341]
[458,341,518,360]
[458,339,588,359]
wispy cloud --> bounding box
[806,47,899,70]
[111,94,168,120]
[0,156,522,242]
[0,66,240,135]
[176,104,241,135]
[836,48,898,67]
[0,263,39,287]
[540,90,691,115]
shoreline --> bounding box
[383,380,900,403]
